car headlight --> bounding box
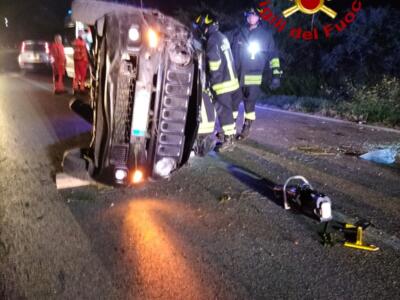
[128,26,140,42]
[248,41,260,60]
[115,169,128,182]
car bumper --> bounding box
[19,62,51,70]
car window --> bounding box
[64,27,76,47]
[25,43,46,52]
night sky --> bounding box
[0,0,398,45]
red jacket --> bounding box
[50,42,65,66]
[73,38,88,62]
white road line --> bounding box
[17,74,53,92]
[256,105,400,134]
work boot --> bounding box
[215,131,224,143]
[217,118,237,142]
[193,135,217,157]
[236,119,253,141]
[216,134,235,153]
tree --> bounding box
[0,0,70,45]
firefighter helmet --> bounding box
[244,6,264,18]
[194,11,218,35]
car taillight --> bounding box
[21,42,26,53]
[45,42,49,54]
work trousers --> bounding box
[52,63,65,93]
[232,84,261,121]
[73,60,88,91]
[214,92,236,136]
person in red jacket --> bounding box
[73,31,88,94]
[50,34,66,94]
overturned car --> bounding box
[64,0,216,187]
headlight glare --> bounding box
[147,28,159,48]
[132,169,144,184]
[115,169,128,181]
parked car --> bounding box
[18,40,51,71]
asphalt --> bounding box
[0,63,399,299]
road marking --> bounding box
[8,72,22,78]
[256,105,400,134]
[17,74,53,92]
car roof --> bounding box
[22,40,48,44]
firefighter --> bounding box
[72,31,88,94]
[50,34,66,94]
[190,26,218,156]
[227,6,282,140]
[194,12,240,152]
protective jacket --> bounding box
[206,25,239,96]
[72,38,88,92]
[50,41,66,93]
[73,38,88,62]
[227,24,281,86]
[50,42,66,69]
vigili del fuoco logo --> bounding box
[258,0,363,41]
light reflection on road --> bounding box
[121,199,212,300]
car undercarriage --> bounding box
[63,0,215,187]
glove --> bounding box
[269,77,281,91]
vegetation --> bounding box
[175,1,400,127]
[262,4,400,127]
[342,77,400,126]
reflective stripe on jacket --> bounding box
[198,89,216,135]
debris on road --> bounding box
[56,173,93,190]
[57,148,96,189]
[360,148,397,165]
[290,146,336,156]
[218,194,232,204]
[337,146,363,157]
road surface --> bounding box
[0,64,399,299]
